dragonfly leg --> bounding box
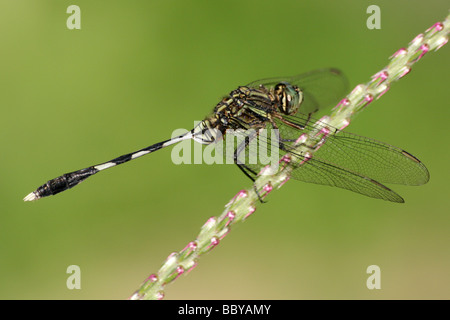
[233,131,268,203]
[233,131,258,182]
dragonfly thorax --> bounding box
[274,82,303,115]
[193,82,304,145]
[193,86,275,145]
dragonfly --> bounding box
[23,68,429,203]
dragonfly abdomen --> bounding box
[25,167,99,201]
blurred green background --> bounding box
[0,1,449,299]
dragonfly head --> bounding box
[274,82,303,115]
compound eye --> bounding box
[275,82,302,115]
[274,83,301,115]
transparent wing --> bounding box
[246,68,349,115]
[289,151,406,203]
[238,137,405,203]
[229,114,429,202]
[276,115,430,186]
